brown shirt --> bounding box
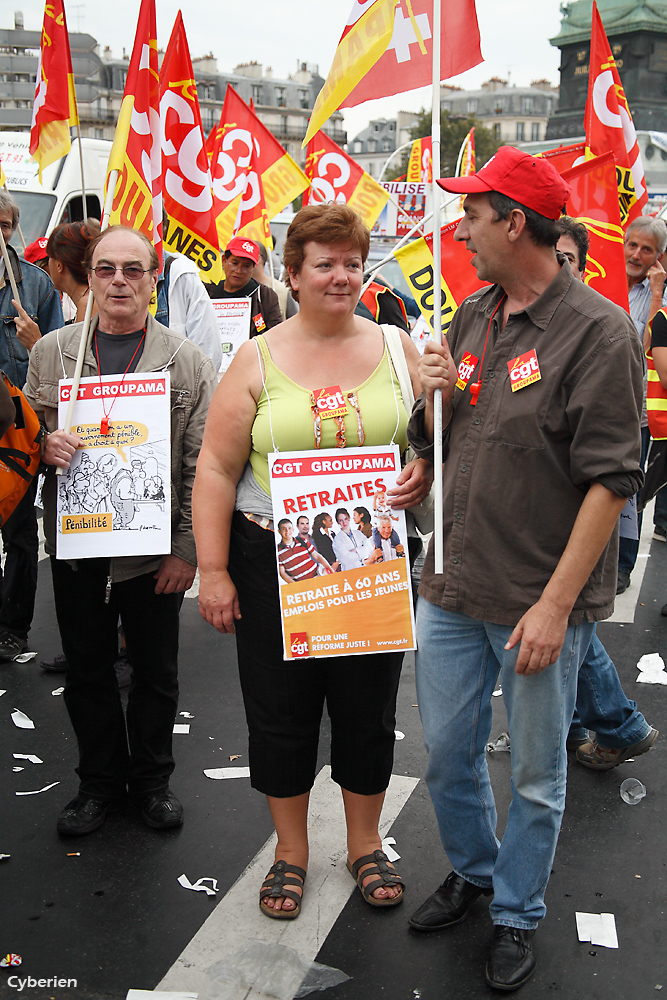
[408,262,644,626]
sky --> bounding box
[11,0,565,140]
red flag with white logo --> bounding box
[584,1,647,227]
[159,12,222,283]
[303,130,389,230]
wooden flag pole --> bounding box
[55,167,117,476]
[0,226,22,308]
[431,0,444,574]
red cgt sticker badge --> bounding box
[290,633,309,658]
[456,352,479,392]
[312,386,348,419]
[508,349,541,392]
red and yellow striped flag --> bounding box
[30,0,79,182]
[106,0,162,263]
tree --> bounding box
[386,109,500,181]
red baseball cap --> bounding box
[437,146,571,221]
[23,237,49,264]
[225,236,260,264]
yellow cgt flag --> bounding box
[304,0,398,146]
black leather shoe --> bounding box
[616,570,631,595]
[409,871,492,930]
[57,794,115,836]
[485,925,536,992]
[139,790,183,829]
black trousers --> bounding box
[0,480,38,639]
[50,557,179,799]
[229,512,403,798]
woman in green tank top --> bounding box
[193,204,433,920]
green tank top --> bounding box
[250,333,410,496]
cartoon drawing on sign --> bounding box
[57,442,168,532]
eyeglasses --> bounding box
[91,264,153,281]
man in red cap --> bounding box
[206,236,282,341]
[406,147,644,991]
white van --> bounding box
[0,131,112,249]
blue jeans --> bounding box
[618,426,650,574]
[568,626,651,747]
[416,600,595,930]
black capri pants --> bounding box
[229,512,403,798]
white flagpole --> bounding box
[431,0,444,574]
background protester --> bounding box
[193,203,431,920]
[0,189,63,663]
[206,236,282,336]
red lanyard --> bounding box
[469,296,506,406]
[94,328,146,434]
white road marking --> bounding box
[157,766,419,997]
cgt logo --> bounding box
[456,352,479,391]
[508,349,541,392]
[290,633,309,658]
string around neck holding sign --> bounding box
[94,327,146,435]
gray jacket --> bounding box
[24,313,217,583]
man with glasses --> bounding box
[24,226,217,837]
[0,190,63,662]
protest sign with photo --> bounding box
[210,299,251,373]
[269,445,416,660]
[56,373,171,560]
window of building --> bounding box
[531,122,540,141]
[353,140,362,154]
[442,100,452,111]
[382,138,392,151]
[374,123,380,132]
[94,128,104,139]
[368,162,375,177]
[367,139,376,152]
[299,90,309,109]
[516,122,525,141]
[281,115,288,133]
[494,97,505,113]
[467,99,477,114]
[252,84,262,105]
[521,97,533,114]
[493,123,501,140]
[388,121,395,130]
[275,86,286,108]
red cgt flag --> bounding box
[539,142,586,176]
[562,151,629,313]
[584,1,647,227]
[303,130,389,230]
[210,84,309,249]
[342,0,482,108]
[106,0,162,264]
[159,12,222,284]
[30,0,79,182]
[233,142,272,249]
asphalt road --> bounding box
[1,525,666,1000]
